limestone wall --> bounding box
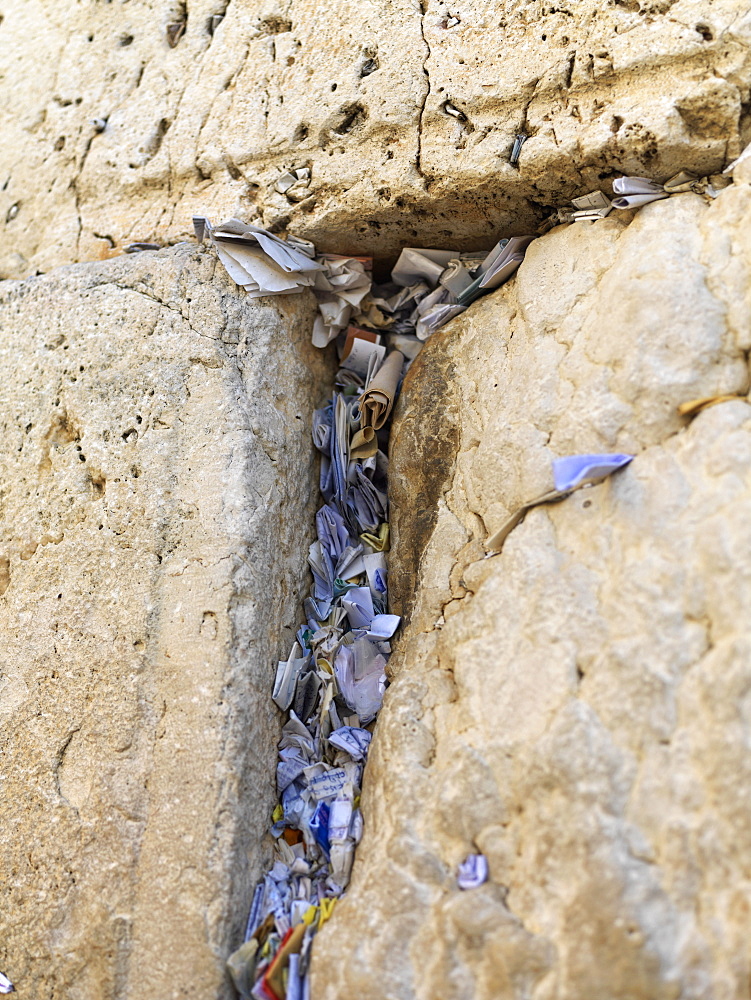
[311,180,751,998]
[0,0,749,277]
[0,247,332,999]
[2,1,751,998]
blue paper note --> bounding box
[552,453,633,492]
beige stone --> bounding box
[1,0,750,278]
[0,247,332,998]
[311,184,751,998]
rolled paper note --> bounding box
[612,176,665,196]
[677,394,747,417]
[350,426,378,460]
[611,192,668,210]
[360,350,405,429]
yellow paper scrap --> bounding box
[319,898,337,927]
[677,394,747,417]
[360,522,390,552]
[272,803,284,823]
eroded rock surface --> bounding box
[1,0,749,277]
[0,247,332,999]
[312,183,751,998]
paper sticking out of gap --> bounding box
[391,248,458,287]
[611,176,668,210]
[166,20,186,46]
[193,216,324,298]
[724,143,751,181]
[484,453,634,555]
[570,190,612,221]
[273,643,310,712]
[677,393,748,417]
[552,453,633,491]
[457,854,488,890]
[275,166,311,201]
[0,972,14,995]
[455,236,536,306]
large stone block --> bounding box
[311,182,751,998]
[0,246,332,999]
[0,0,749,277]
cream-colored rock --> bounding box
[312,186,751,998]
[1,0,749,278]
[0,247,332,999]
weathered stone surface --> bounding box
[0,247,331,998]
[312,183,751,998]
[1,0,749,278]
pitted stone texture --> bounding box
[312,187,751,999]
[0,0,750,277]
[0,248,331,999]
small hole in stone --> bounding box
[583,499,592,508]
[695,22,713,40]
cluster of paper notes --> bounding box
[540,170,733,228]
[226,325,407,1000]
[193,217,536,354]
[195,172,726,356]
[184,169,742,1000]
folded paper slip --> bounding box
[571,190,612,221]
[340,327,386,379]
[350,426,378,460]
[193,216,323,299]
[360,351,405,429]
[553,453,633,492]
[457,853,489,890]
[392,248,458,287]
[360,522,390,552]
[677,394,748,417]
